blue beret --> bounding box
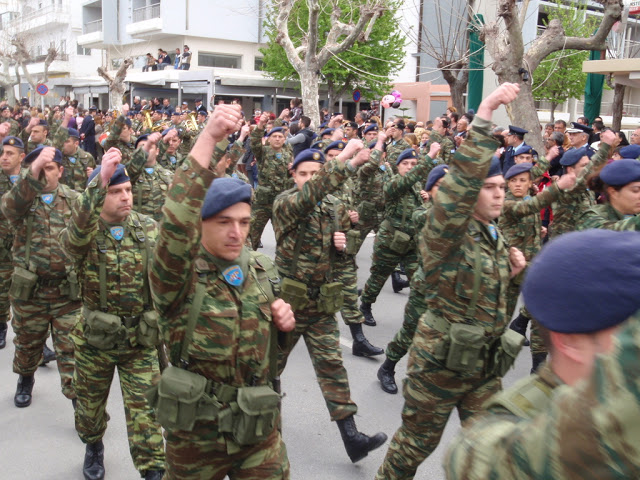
[23,146,62,165]
[513,145,534,156]
[332,112,343,117]
[291,149,325,170]
[505,162,533,180]
[486,155,502,178]
[508,125,528,135]
[560,147,590,166]
[171,111,180,116]
[599,159,640,186]
[89,106,97,111]
[324,141,345,153]
[135,134,149,148]
[67,128,80,139]
[523,230,640,333]
[566,122,592,134]
[161,128,176,137]
[396,148,418,165]
[320,128,335,137]
[201,177,252,221]
[2,136,24,149]
[197,110,208,117]
[310,140,327,150]
[364,124,378,135]
[0,105,10,111]
[345,121,358,129]
[425,164,449,191]
[266,127,285,137]
[88,164,130,186]
[620,145,640,160]
[319,122,328,129]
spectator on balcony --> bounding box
[142,53,157,72]
[173,48,181,69]
[180,45,191,70]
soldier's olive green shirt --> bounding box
[124,147,173,222]
[52,127,96,191]
[0,168,26,246]
[578,203,640,231]
[105,115,136,164]
[251,127,293,199]
[427,130,455,165]
[355,148,388,212]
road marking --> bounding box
[340,336,353,349]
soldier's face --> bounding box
[201,202,251,261]
[42,162,63,193]
[166,135,181,154]
[120,126,132,143]
[30,126,47,144]
[507,172,533,199]
[364,131,377,142]
[428,178,444,200]
[397,158,417,176]
[567,156,589,177]
[608,182,640,216]
[101,181,133,223]
[63,138,79,156]
[474,176,506,223]
[325,149,340,161]
[514,153,533,164]
[344,126,356,138]
[0,146,24,173]
[268,132,285,150]
[2,109,10,118]
[292,161,323,189]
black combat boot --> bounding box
[349,323,383,357]
[359,302,376,326]
[0,322,7,349]
[40,343,57,366]
[144,469,165,480]
[15,374,35,407]
[336,415,388,463]
[509,313,530,347]
[83,440,105,480]
[531,353,547,374]
[377,358,398,394]
[391,271,409,293]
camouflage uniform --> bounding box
[1,170,81,399]
[177,122,197,156]
[273,159,358,421]
[104,115,136,164]
[250,126,293,249]
[444,314,640,479]
[125,147,174,222]
[578,203,639,231]
[156,139,185,171]
[20,133,53,155]
[376,118,513,480]
[550,143,610,237]
[426,131,454,165]
[1,117,21,136]
[385,138,411,174]
[355,148,388,241]
[149,154,290,480]
[51,127,96,192]
[59,176,165,474]
[360,153,434,307]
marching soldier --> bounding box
[53,108,97,191]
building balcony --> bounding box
[20,56,72,76]
[77,20,105,48]
[126,1,184,39]
[7,4,70,35]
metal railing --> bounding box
[576,101,640,117]
[83,19,103,34]
[132,3,161,23]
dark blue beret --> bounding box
[197,110,208,117]
[291,149,325,170]
[127,111,136,117]
[425,164,449,191]
[523,229,640,333]
[514,145,534,156]
[310,140,327,150]
[201,177,252,221]
[508,125,528,135]
[320,128,335,137]
[171,111,180,116]
[24,146,62,165]
[161,128,176,137]
[620,145,640,160]
[124,118,132,127]
[266,127,285,137]
[364,124,378,135]
[67,128,80,139]
[560,147,590,166]
[0,105,10,111]
[319,122,328,129]
[487,155,502,178]
[600,159,640,186]
[135,134,149,148]
[396,148,418,165]
[88,164,130,186]
[2,136,24,149]
[505,162,533,180]
[566,122,592,134]
[37,119,48,127]
[324,141,345,153]
[332,112,343,117]
[345,121,358,129]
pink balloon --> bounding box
[391,90,402,100]
[382,95,395,108]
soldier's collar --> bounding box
[200,245,250,289]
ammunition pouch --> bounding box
[487,328,525,377]
[445,323,486,373]
[67,271,80,301]
[389,230,412,254]
[136,310,162,347]
[280,277,309,311]
[358,201,377,223]
[230,386,281,445]
[83,308,128,350]
[317,282,344,314]
[345,230,360,255]
[9,266,38,301]
[255,185,274,205]
[0,242,11,262]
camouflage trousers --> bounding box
[249,201,273,250]
[278,300,358,421]
[165,424,289,480]
[356,212,383,251]
[360,232,419,305]
[0,262,12,324]
[386,281,428,363]
[72,323,165,473]
[335,255,364,326]
[376,341,501,479]
[507,283,546,357]
[11,286,80,399]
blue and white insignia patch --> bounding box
[69,157,76,164]
[41,193,54,205]
[169,156,177,164]
[380,165,386,171]
[222,265,244,286]
[9,174,19,184]
[110,226,124,241]
[524,195,532,201]
[487,224,498,241]
[145,167,154,175]
[232,173,238,178]
[275,153,282,159]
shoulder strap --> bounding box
[133,214,151,309]
[399,196,409,231]
[464,238,482,319]
[180,265,208,367]
[288,221,308,276]
[486,374,555,419]
[96,228,109,311]
[24,200,38,269]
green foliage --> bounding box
[532,0,599,111]
[260,0,405,103]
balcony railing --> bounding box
[132,3,160,23]
[576,101,640,118]
[14,4,68,27]
[83,19,103,34]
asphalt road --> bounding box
[0,222,532,479]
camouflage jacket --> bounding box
[124,148,173,222]
[0,168,25,250]
[177,121,197,156]
[105,115,136,164]
[578,203,639,231]
[52,128,96,191]
[551,143,611,238]
[60,175,157,316]
[355,148,388,211]
[20,131,53,155]
[150,154,278,389]
[157,139,185,171]
[444,314,640,479]
[1,118,21,137]
[420,118,510,336]
[427,130,455,165]
[273,160,351,288]
[1,170,79,278]
[251,127,293,200]
[411,202,433,295]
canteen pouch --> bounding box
[9,266,38,301]
[445,323,486,373]
[232,386,281,446]
[345,230,360,255]
[280,277,309,311]
[84,310,127,350]
[148,365,208,431]
[389,230,412,254]
[255,185,273,204]
[489,329,525,377]
[358,201,377,223]
[67,271,80,301]
[317,282,344,314]
[136,310,161,347]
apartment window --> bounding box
[60,40,66,55]
[198,53,241,69]
[77,43,91,56]
[254,57,263,71]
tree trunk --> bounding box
[611,82,625,131]
[300,69,321,128]
[450,81,466,114]
[550,102,556,123]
